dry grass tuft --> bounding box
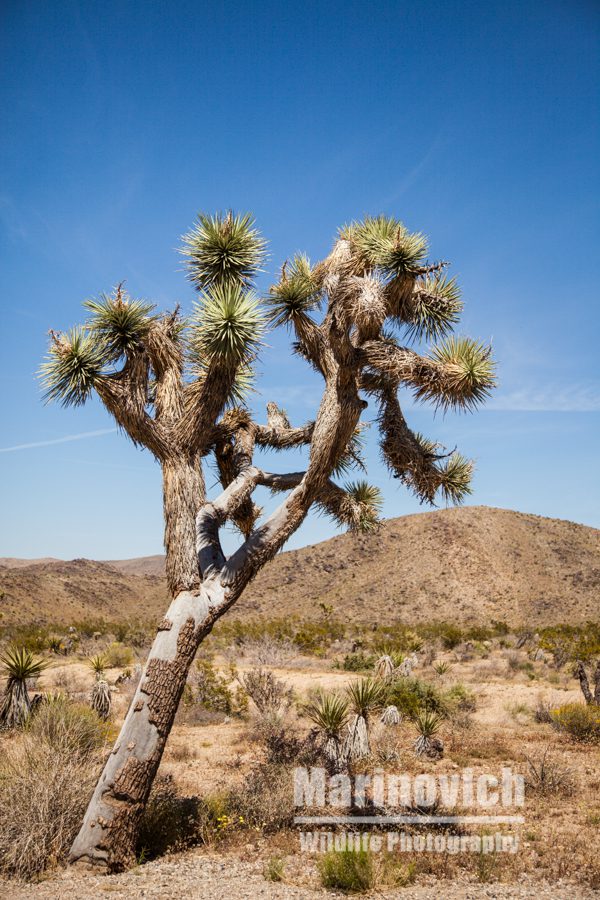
[0,699,107,880]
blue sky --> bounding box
[1,0,598,560]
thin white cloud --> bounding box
[488,383,600,413]
[0,428,117,453]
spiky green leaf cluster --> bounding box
[40,327,108,407]
[304,691,349,738]
[344,215,428,277]
[181,211,266,290]
[344,480,383,533]
[404,274,463,341]
[346,678,385,716]
[413,431,442,458]
[189,283,264,364]
[267,254,321,327]
[424,336,496,410]
[412,708,445,738]
[87,654,108,676]
[0,646,50,685]
[437,452,474,505]
[84,292,155,360]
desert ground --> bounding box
[1,616,599,898]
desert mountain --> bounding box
[1,507,598,628]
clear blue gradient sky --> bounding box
[1,0,598,559]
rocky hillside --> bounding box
[1,507,598,628]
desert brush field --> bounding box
[1,564,599,897]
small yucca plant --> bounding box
[380,704,401,726]
[373,654,395,683]
[0,646,50,729]
[88,654,108,678]
[344,678,386,761]
[304,691,349,738]
[90,679,112,722]
[412,709,445,758]
[304,691,349,768]
[432,661,453,678]
[346,678,386,719]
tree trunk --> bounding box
[575,660,593,704]
[162,455,205,595]
[69,585,221,871]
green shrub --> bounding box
[194,658,247,715]
[293,620,346,655]
[105,641,134,668]
[340,651,376,672]
[0,624,52,653]
[550,702,600,743]
[538,622,600,663]
[445,682,477,713]
[386,677,446,718]
[318,848,375,893]
[264,855,285,882]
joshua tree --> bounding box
[304,691,349,769]
[574,659,600,705]
[41,210,495,870]
[0,646,50,729]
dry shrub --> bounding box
[51,668,84,697]
[524,746,575,797]
[167,741,197,762]
[137,775,203,860]
[472,659,505,679]
[239,667,293,716]
[234,636,297,666]
[449,729,514,766]
[0,699,107,880]
[229,760,295,832]
[27,694,113,753]
[533,695,554,724]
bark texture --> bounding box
[69,589,218,870]
[162,456,205,594]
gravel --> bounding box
[1,850,596,900]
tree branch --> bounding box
[144,314,185,424]
[95,353,169,459]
